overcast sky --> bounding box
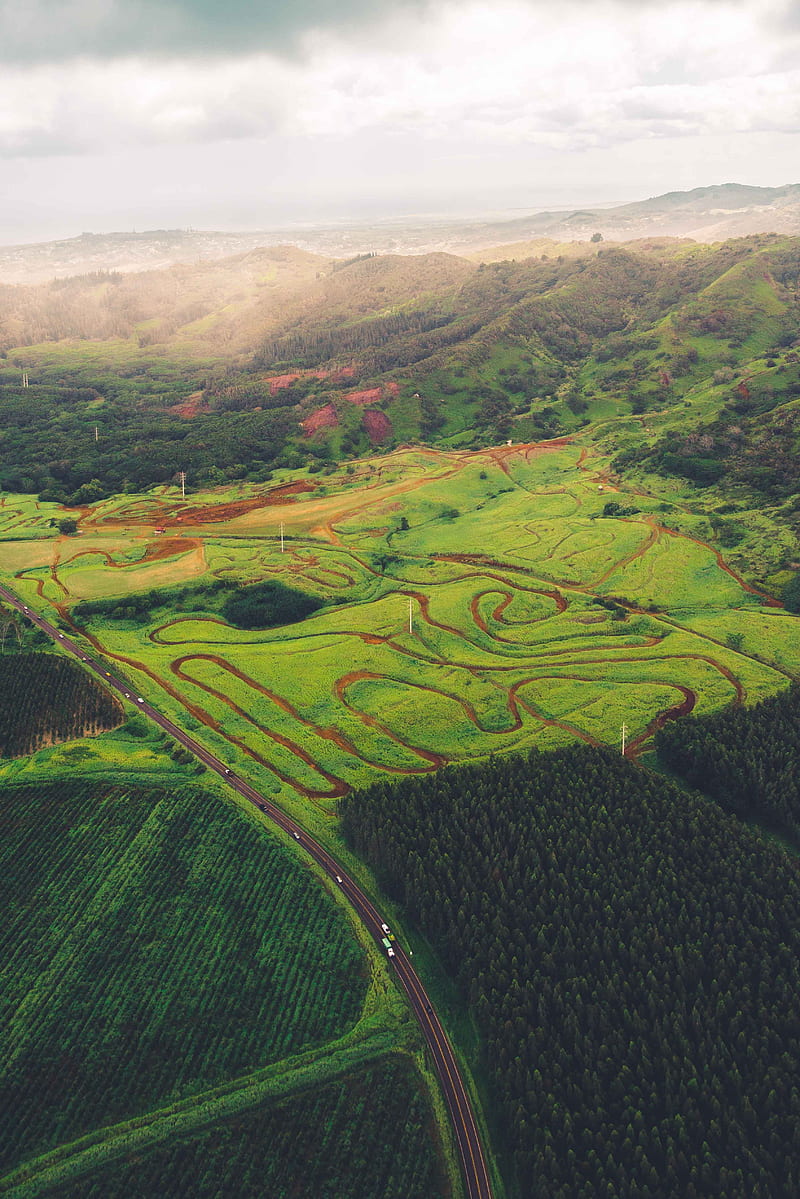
[0,0,798,243]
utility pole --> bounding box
[94,426,99,442]
[179,471,186,500]
[621,723,628,756]
[22,371,28,388]
[408,596,413,635]
[280,521,285,553]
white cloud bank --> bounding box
[0,0,798,240]
[0,1,797,156]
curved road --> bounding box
[0,582,493,1199]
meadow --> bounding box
[1,439,795,813]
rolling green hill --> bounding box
[0,233,798,529]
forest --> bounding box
[221,580,326,629]
[656,684,800,840]
[0,653,122,756]
[342,744,800,1199]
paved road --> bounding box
[0,583,494,1199]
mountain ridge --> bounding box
[3,183,800,284]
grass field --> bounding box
[1,439,796,812]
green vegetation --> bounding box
[2,229,800,1198]
[1,234,799,518]
[221,579,326,630]
[40,1056,446,1199]
[342,744,800,1199]
[0,779,367,1176]
[73,579,232,625]
[3,440,796,814]
[0,653,122,757]
[657,683,800,840]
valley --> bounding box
[1,436,796,816]
[1,218,799,1199]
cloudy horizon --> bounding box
[1,0,798,245]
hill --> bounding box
[1,232,799,538]
[2,183,800,284]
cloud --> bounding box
[0,0,796,162]
[0,0,426,63]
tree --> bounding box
[591,232,604,243]
[57,518,79,535]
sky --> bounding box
[1,0,799,244]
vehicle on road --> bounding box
[136,697,144,703]
[335,875,343,883]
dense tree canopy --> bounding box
[342,745,800,1198]
[656,684,800,840]
[221,580,325,629]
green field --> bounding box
[0,653,123,757]
[0,779,387,1182]
[0,773,455,1197]
[1,440,796,815]
[34,1056,447,1199]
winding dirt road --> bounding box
[0,580,494,1199]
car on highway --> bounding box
[293,831,300,840]
[335,875,343,883]
[381,922,390,934]
[136,697,144,704]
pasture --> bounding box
[1,439,796,810]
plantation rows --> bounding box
[0,780,367,1174]
[342,745,800,1199]
[0,653,122,757]
[42,1056,446,1199]
[656,683,800,840]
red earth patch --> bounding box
[363,409,393,443]
[345,381,399,407]
[266,365,358,395]
[171,392,209,419]
[301,403,339,434]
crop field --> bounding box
[1,440,797,809]
[0,653,123,757]
[0,778,374,1179]
[36,1055,447,1199]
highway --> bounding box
[0,581,494,1199]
